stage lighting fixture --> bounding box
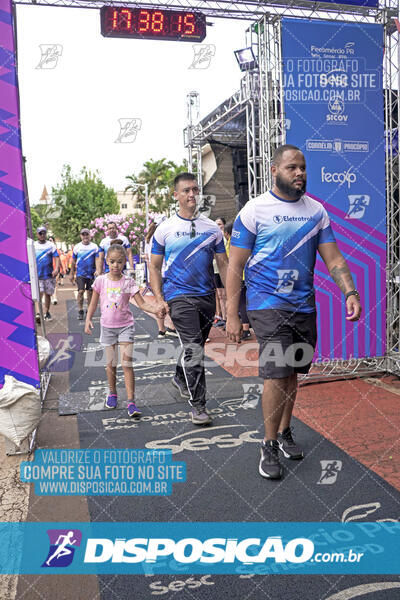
[234,47,257,71]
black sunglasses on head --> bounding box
[190,220,196,238]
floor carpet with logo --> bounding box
[72,303,400,599]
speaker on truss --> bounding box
[232,147,249,211]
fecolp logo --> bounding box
[83,536,314,564]
[42,529,82,567]
[321,166,356,188]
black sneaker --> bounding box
[171,375,190,398]
[157,331,166,339]
[241,329,251,340]
[35,313,41,324]
[259,440,283,479]
[165,327,178,338]
[44,312,52,321]
[78,310,84,320]
[277,426,304,459]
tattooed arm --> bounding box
[318,242,362,321]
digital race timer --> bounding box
[100,6,207,42]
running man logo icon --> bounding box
[115,118,142,143]
[241,384,263,408]
[275,269,299,294]
[42,529,82,568]
[36,44,63,69]
[197,194,216,218]
[189,44,216,69]
[46,334,82,372]
[317,460,343,485]
[346,195,370,219]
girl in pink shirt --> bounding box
[85,242,164,417]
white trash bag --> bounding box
[0,376,41,446]
[37,336,51,369]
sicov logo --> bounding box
[327,97,348,123]
[321,166,356,188]
[42,529,82,568]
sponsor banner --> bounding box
[0,0,39,387]
[282,18,385,359]
[20,449,186,496]
[0,522,399,574]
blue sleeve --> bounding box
[215,239,226,253]
[230,215,257,250]
[318,224,336,244]
[152,237,165,255]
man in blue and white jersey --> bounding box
[226,145,362,480]
[150,172,228,426]
[97,221,134,274]
[70,228,99,320]
[34,226,60,321]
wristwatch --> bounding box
[345,290,360,301]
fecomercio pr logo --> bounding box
[42,529,82,567]
[321,166,356,188]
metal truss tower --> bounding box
[383,16,400,374]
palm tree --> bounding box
[125,157,189,214]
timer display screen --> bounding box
[100,6,206,42]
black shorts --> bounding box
[247,309,317,379]
[76,276,94,291]
[214,273,224,288]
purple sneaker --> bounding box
[127,402,141,418]
[105,394,117,409]
[190,407,212,426]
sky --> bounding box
[15,4,253,204]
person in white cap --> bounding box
[34,226,59,321]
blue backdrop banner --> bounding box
[282,18,385,360]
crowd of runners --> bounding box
[34,144,362,480]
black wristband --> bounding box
[345,290,360,301]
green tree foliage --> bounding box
[29,202,59,234]
[125,157,189,215]
[51,165,119,245]
[29,206,42,233]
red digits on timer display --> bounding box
[138,10,150,32]
[102,6,206,42]
[183,14,195,35]
[151,11,164,33]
